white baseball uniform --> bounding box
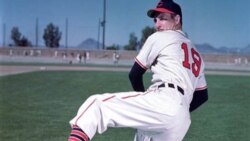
[69,30,207,141]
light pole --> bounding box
[97,18,101,49]
[65,18,68,48]
[35,18,39,47]
[102,0,106,50]
[3,23,6,47]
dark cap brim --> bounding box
[147,8,175,18]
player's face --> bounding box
[154,13,178,31]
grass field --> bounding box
[0,71,249,141]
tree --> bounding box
[19,36,32,47]
[11,27,21,45]
[106,44,120,50]
[11,27,32,47]
[124,33,138,50]
[140,26,155,48]
[43,23,62,48]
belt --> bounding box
[158,83,184,95]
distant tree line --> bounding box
[10,23,61,48]
[107,26,155,51]
[11,27,32,47]
[10,23,155,50]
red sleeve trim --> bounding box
[195,86,207,91]
[135,58,148,70]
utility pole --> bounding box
[65,18,68,48]
[35,18,39,47]
[3,23,6,47]
[97,18,101,49]
[102,0,106,50]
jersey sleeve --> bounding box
[135,33,163,69]
[195,69,207,91]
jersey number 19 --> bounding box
[181,43,202,77]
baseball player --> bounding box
[68,0,208,141]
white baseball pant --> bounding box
[69,86,191,141]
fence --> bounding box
[0,47,249,66]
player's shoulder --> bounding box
[149,30,186,40]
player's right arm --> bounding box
[129,62,147,92]
[128,33,158,92]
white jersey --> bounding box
[136,30,207,105]
[69,30,208,141]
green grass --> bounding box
[0,71,249,141]
[186,75,250,141]
[0,61,132,68]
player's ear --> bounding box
[174,14,181,25]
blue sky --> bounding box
[1,0,250,48]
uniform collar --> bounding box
[175,30,187,37]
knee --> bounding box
[87,94,103,102]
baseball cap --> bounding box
[147,0,182,19]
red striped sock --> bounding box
[68,125,89,141]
